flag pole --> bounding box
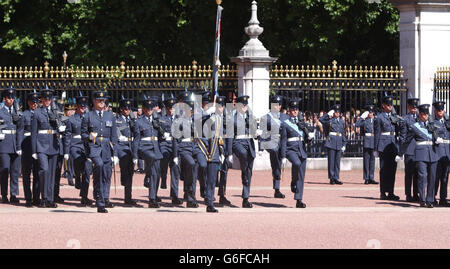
[213,0,223,105]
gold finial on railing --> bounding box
[120,61,126,77]
[192,60,198,77]
[332,60,337,77]
[44,62,50,78]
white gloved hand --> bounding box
[361,111,369,120]
[90,132,98,141]
[64,154,69,161]
[32,153,38,160]
[341,146,346,152]
[308,132,315,140]
[256,129,263,136]
[206,105,216,115]
[119,135,128,142]
[58,125,66,132]
[164,132,171,140]
[395,155,403,162]
[227,155,233,164]
[282,158,287,166]
[173,157,179,166]
[112,156,119,166]
[133,158,138,165]
[16,150,22,156]
[373,151,379,157]
[327,110,335,117]
[219,155,225,164]
[0,134,5,140]
[436,137,444,144]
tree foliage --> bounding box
[0,0,399,67]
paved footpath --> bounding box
[0,168,448,249]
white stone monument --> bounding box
[231,0,277,120]
[390,0,450,105]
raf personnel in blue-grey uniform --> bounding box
[81,91,119,213]
[374,96,404,201]
[280,99,313,208]
[401,97,420,202]
[53,96,68,204]
[432,101,450,207]
[64,96,93,207]
[159,97,183,205]
[406,104,439,207]
[258,95,287,199]
[228,95,257,208]
[116,98,139,206]
[133,98,163,208]
[217,97,233,207]
[31,89,64,208]
[173,98,203,208]
[0,88,23,204]
[21,92,41,207]
[355,105,378,185]
[319,104,346,185]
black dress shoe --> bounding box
[25,201,33,208]
[412,195,420,202]
[46,202,58,208]
[364,180,370,185]
[171,197,183,205]
[296,200,307,208]
[68,180,75,186]
[97,207,108,213]
[156,197,162,202]
[242,199,253,208]
[206,206,218,213]
[10,196,19,204]
[124,199,138,206]
[387,193,400,201]
[439,200,449,207]
[38,201,47,208]
[136,169,144,174]
[420,202,426,207]
[406,195,413,202]
[330,180,335,185]
[148,200,160,208]
[143,180,150,188]
[105,201,115,208]
[369,180,379,185]
[54,196,65,203]
[32,200,41,206]
[160,181,167,189]
[334,180,343,185]
[81,198,93,207]
[290,184,297,193]
[219,196,231,206]
[432,200,438,206]
[274,190,285,199]
[426,203,434,208]
[380,193,388,200]
[186,201,199,208]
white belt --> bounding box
[235,135,253,139]
[329,132,342,137]
[382,132,395,136]
[365,133,374,137]
[24,132,31,137]
[287,137,304,142]
[441,140,450,144]
[72,135,82,139]
[38,130,57,135]
[2,130,16,135]
[416,141,433,146]
[165,137,172,141]
[141,137,158,141]
[181,138,194,142]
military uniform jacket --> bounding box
[280,116,307,159]
[64,113,86,157]
[115,114,134,158]
[227,111,256,158]
[159,113,175,150]
[0,106,23,154]
[197,112,225,163]
[355,117,375,149]
[433,117,450,160]
[374,112,400,153]
[400,113,418,156]
[81,110,118,161]
[21,109,34,156]
[259,111,286,152]
[31,106,60,155]
[406,120,439,162]
[132,114,162,160]
[319,114,346,150]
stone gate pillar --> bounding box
[231,1,277,119]
[390,0,450,105]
